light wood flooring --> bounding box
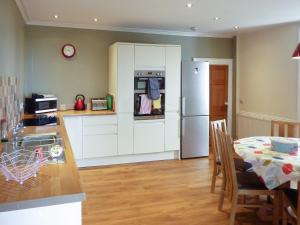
[79,158,271,225]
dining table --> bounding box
[234,136,300,190]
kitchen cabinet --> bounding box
[134,120,165,154]
[64,116,83,160]
[109,43,134,113]
[135,45,166,69]
[82,115,118,159]
[83,135,117,158]
[165,112,180,151]
[118,113,134,155]
[165,46,181,112]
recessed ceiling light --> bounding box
[54,15,59,19]
[93,18,99,22]
[214,17,220,21]
[186,3,192,8]
[234,26,239,30]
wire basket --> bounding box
[0,147,48,184]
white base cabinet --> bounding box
[165,112,180,151]
[83,135,117,158]
[82,115,118,159]
[118,113,134,155]
[64,116,83,160]
[134,120,165,154]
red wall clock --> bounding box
[62,44,76,58]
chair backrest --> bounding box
[216,130,238,193]
[210,119,227,163]
[271,120,300,138]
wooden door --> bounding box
[209,65,228,156]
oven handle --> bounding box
[136,77,164,80]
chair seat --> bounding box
[237,172,267,190]
[284,188,298,209]
[234,158,253,172]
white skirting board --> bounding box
[237,111,297,139]
[0,202,82,225]
[76,150,179,167]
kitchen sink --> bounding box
[17,133,61,147]
[14,133,65,164]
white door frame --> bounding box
[193,58,233,135]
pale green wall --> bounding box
[0,0,25,95]
[25,26,234,105]
[237,22,299,120]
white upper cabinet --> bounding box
[117,44,134,113]
[165,46,181,112]
[109,43,134,113]
[135,45,166,69]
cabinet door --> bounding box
[82,115,117,126]
[117,44,134,113]
[118,113,134,155]
[165,46,181,112]
[165,112,180,151]
[83,135,117,158]
[63,116,83,160]
[134,121,165,154]
[135,45,165,69]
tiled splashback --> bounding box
[0,76,22,135]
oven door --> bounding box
[134,77,148,91]
[134,77,165,91]
[134,93,165,119]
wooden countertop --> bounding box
[60,109,116,116]
[0,110,114,212]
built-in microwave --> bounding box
[25,96,57,114]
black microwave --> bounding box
[25,97,57,114]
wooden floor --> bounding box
[79,158,271,225]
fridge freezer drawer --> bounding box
[181,116,209,158]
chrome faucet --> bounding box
[12,121,24,143]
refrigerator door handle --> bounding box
[182,96,186,116]
[178,117,181,138]
[182,118,185,137]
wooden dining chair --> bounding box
[210,119,227,193]
[271,120,300,138]
[282,182,300,225]
[217,130,279,225]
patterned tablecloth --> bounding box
[234,136,300,189]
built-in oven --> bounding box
[134,70,165,120]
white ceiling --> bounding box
[16,0,300,37]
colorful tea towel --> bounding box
[139,94,152,114]
[153,95,161,109]
[147,78,160,100]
